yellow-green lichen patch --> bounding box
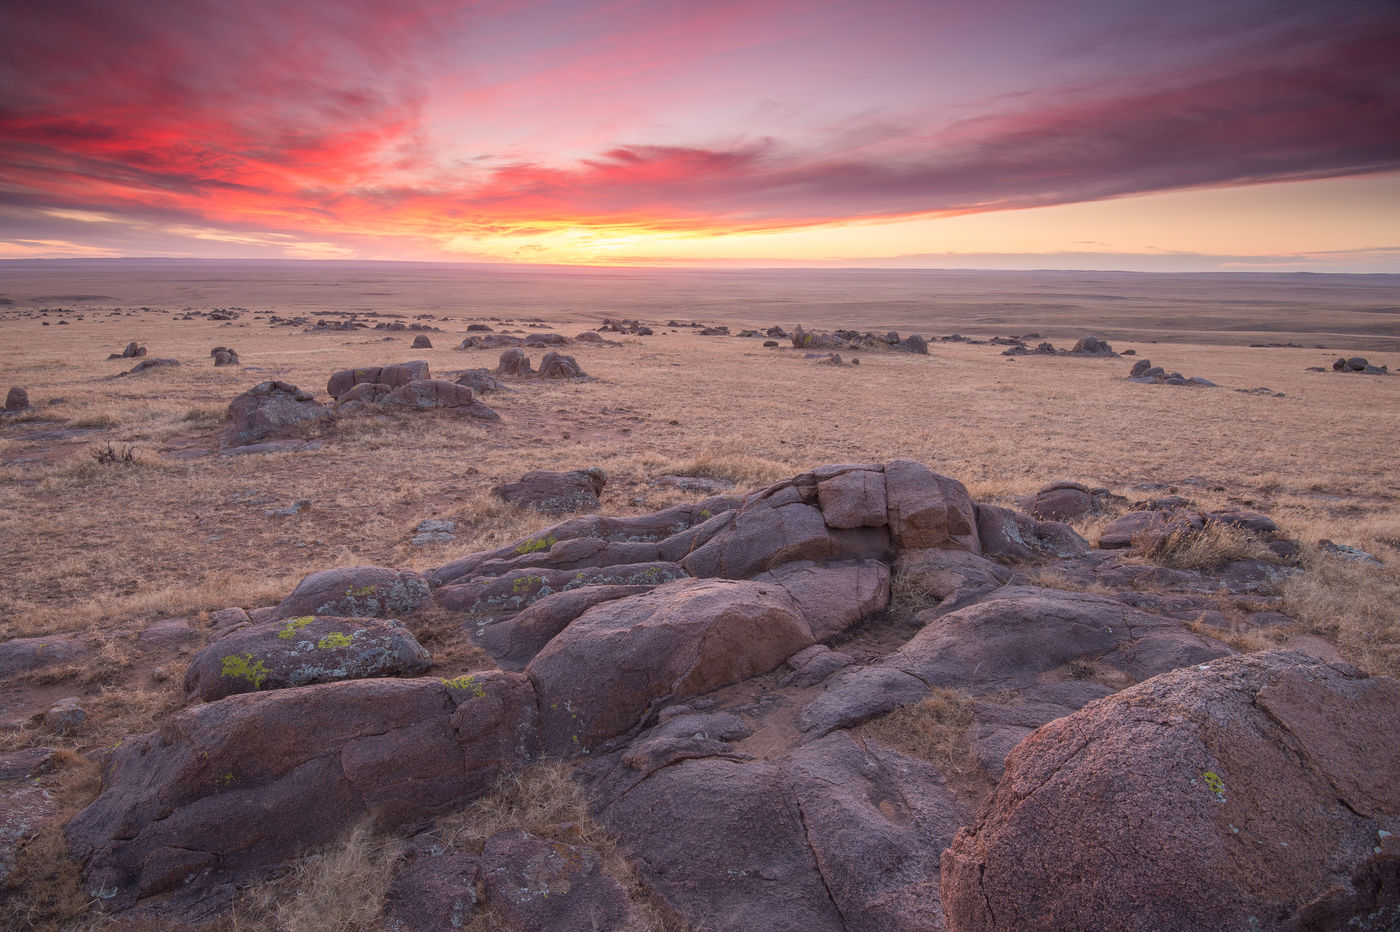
[1202,770,1227,802]
[221,653,269,689]
[346,584,379,598]
[442,675,487,697]
[511,575,543,595]
[515,534,558,555]
[277,615,314,639]
[317,632,353,649]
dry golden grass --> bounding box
[1139,522,1281,572]
[860,689,975,772]
[1284,549,1400,677]
[229,823,400,932]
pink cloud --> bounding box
[0,1,1396,252]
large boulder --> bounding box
[941,651,1400,931]
[975,503,1089,562]
[182,615,431,701]
[326,361,429,400]
[495,348,533,376]
[527,578,815,754]
[883,460,980,553]
[537,351,585,378]
[815,466,887,529]
[224,380,331,447]
[472,584,653,671]
[382,378,475,408]
[800,586,1231,735]
[893,586,1230,691]
[67,674,541,912]
[1023,480,1095,521]
[751,559,890,641]
[274,566,431,619]
[494,468,606,514]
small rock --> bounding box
[265,498,311,517]
[411,334,433,349]
[43,697,86,733]
[4,387,29,411]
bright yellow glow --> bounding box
[432,173,1400,266]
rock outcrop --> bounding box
[941,651,1400,931]
[223,380,332,448]
[63,460,1380,928]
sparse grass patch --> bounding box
[434,762,691,932]
[0,750,102,932]
[1283,549,1400,677]
[233,822,399,932]
[860,689,975,773]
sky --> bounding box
[2,0,1398,270]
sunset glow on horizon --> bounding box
[3,0,1398,270]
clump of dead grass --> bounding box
[1283,549,1400,678]
[232,822,400,932]
[860,689,976,773]
[1139,523,1278,572]
[888,570,942,616]
[433,762,690,932]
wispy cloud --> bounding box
[1,1,1397,261]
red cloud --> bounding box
[1,1,1397,251]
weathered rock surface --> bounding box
[4,386,29,411]
[0,632,94,679]
[495,347,533,376]
[975,503,1088,561]
[68,674,540,910]
[494,468,606,513]
[600,731,967,932]
[411,334,432,349]
[481,831,642,931]
[472,584,652,671]
[527,577,815,754]
[274,565,431,619]
[435,562,687,615]
[884,459,980,552]
[383,378,475,408]
[537,351,585,378]
[326,361,429,399]
[224,380,331,447]
[752,559,890,641]
[1,747,61,895]
[941,651,1400,932]
[183,615,431,700]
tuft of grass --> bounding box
[860,689,975,773]
[1140,522,1278,572]
[233,822,399,932]
[888,570,942,616]
[434,762,692,932]
[1283,548,1400,678]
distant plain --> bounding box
[1,258,1398,926]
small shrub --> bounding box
[90,443,138,465]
